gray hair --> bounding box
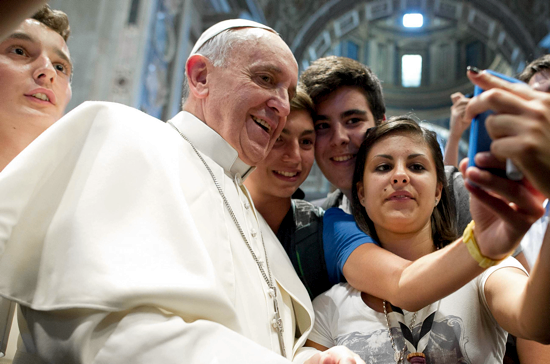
[181,28,269,104]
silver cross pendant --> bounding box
[269,288,286,357]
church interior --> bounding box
[39,0,550,200]
[1,0,550,362]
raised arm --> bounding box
[462,69,550,344]
[462,161,549,343]
[341,160,542,312]
[344,237,483,311]
[444,92,471,167]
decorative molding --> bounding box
[284,0,546,67]
[434,0,462,20]
[309,30,332,60]
[334,9,360,38]
[400,0,427,11]
[467,8,496,39]
[365,0,393,20]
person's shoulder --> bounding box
[483,256,527,278]
[324,207,353,221]
[62,101,167,138]
[64,103,188,162]
[476,256,528,294]
[70,101,160,122]
[313,282,354,305]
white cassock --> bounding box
[0,102,317,363]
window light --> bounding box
[403,13,423,28]
[402,54,422,87]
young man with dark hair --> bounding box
[0,4,72,360]
[300,57,385,211]
[31,4,71,42]
[0,4,72,172]
[301,56,386,123]
[301,56,470,232]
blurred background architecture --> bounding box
[48,0,550,200]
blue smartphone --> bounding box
[467,69,524,180]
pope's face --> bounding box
[0,19,72,131]
[204,30,298,166]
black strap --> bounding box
[283,200,332,299]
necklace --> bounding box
[383,300,417,363]
[167,121,286,357]
[383,299,439,364]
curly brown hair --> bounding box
[518,54,550,83]
[290,85,315,116]
[300,56,386,125]
[32,5,70,42]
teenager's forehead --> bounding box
[316,86,373,113]
[7,19,72,67]
[13,19,69,47]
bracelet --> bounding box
[463,221,507,268]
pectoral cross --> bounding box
[269,288,286,357]
[167,124,287,359]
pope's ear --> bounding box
[186,54,210,99]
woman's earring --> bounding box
[435,198,439,206]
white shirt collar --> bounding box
[168,111,255,181]
[340,194,352,214]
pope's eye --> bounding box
[259,75,272,83]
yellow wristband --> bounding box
[463,221,506,269]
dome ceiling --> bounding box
[260,0,549,59]
[254,0,549,116]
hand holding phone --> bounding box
[467,69,524,180]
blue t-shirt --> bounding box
[323,207,377,284]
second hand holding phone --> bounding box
[467,69,524,180]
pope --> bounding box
[0,19,363,364]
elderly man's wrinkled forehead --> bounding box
[203,27,294,67]
[221,27,271,61]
